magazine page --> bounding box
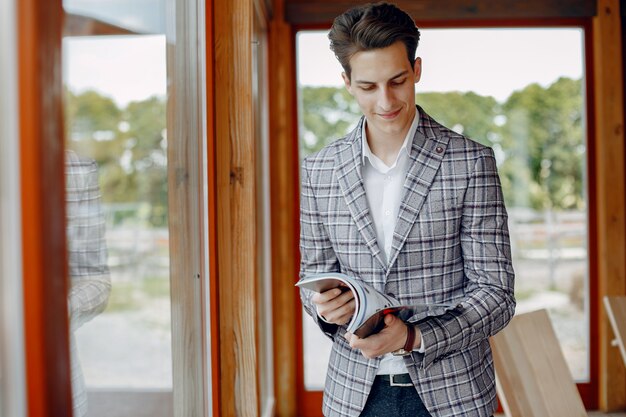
[296,272,400,336]
[349,282,398,336]
[297,272,363,332]
[296,273,355,294]
[296,272,460,338]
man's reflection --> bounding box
[65,150,111,417]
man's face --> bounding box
[342,41,421,141]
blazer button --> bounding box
[436,146,444,154]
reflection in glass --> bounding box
[65,150,112,415]
[63,0,166,34]
[63,6,172,415]
[297,28,588,389]
[0,0,26,411]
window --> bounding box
[62,0,209,414]
[64,29,173,417]
[296,26,592,401]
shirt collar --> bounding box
[361,108,420,166]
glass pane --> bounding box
[0,0,26,412]
[297,27,589,389]
[62,4,172,415]
[253,15,275,411]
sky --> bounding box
[297,28,584,102]
[64,0,166,34]
[63,35,167,107]
[63,28,584,107]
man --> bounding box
[298,2,515,416]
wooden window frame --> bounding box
[17,0,73,415]
[268,3,300,417]
[16,0,214,415]
[270,0,626,414]
[167,0,212,414]
[593,0,626,409]
[211,0,273,415]
[283,0,598,26]
[293,19,600,413]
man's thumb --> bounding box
[384,314,395,325]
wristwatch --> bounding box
[392,323,415,356]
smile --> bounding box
[378,109,401,119]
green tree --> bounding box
[65,90,168,226]
[299,86,360,157]
[120,97,168,226]
[65,90,122,136]
[417,91,500,148]
[297,78,585,212]
[500,77,584,210]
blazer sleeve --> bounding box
[66,153,112,332]
[417,147,516,369]
[299,158,341,339]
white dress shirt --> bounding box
[361,110,423,375]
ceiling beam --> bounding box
[285,0,597,26]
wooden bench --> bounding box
[490,309,587,417]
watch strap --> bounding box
[403,323,416,352]
[392,323,415,356]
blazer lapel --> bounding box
[335,118,388,273]
[386,110,451,275]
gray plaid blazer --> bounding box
[66,150,111,417]
[299,107,515,417]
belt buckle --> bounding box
[389,374,413,387]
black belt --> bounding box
[377,374,413,387]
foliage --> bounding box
[66,76,585,221]
[65,90,168,227]
[418,91,500,148]
[500,78,584,210]
[299,86,361,157]
[299,78,585,211]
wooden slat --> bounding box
[253,4,276,416]
[593,0,626,411]
[205,1,221,416]
[166,0,209,415]
[583,18,600,410]
[268,0,300,416]
[285,0,597,25]
[491,310,587,417]
[604,296,626,366]
[18,0,72,416]
[255,0,273,23]
[214,0,260,415]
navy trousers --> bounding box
[360,376,432,417]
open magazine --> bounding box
[296,272,459,338]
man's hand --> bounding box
[312,286,356,325]
[345,314,421,359]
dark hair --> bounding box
[328,2,420,78]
